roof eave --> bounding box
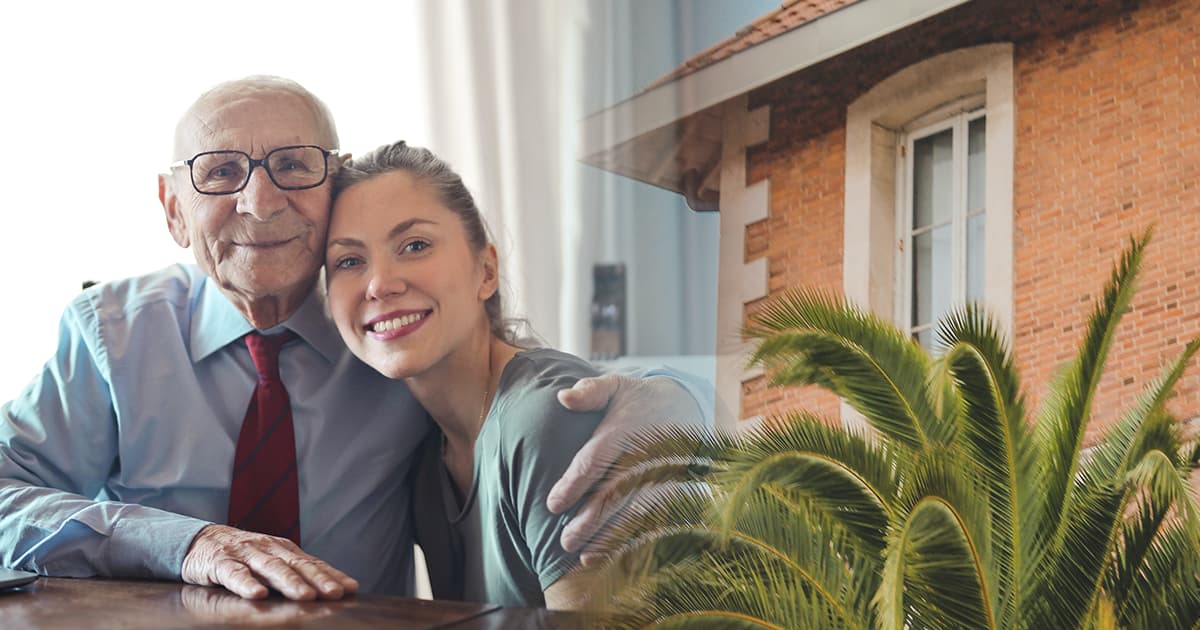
[579,0,973,203]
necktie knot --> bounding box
[244,330,296,383]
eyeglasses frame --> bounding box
[168,145,340,196]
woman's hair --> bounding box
[332,141,513,342]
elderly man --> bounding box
[0,76,704,601]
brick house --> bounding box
[582,0,1200,442]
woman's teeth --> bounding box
[372,312,426,332]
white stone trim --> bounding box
[842,43,1015,430]
[716,95,770,427]
[844,43,1015,334]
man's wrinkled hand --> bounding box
[549,374,704,552]
[181,524,359,601]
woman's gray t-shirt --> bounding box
[411,348,603,606]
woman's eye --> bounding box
[332,257,363,270]
[403,240,430,254]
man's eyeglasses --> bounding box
[169,145,339,195]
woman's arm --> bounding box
[543,571,590,610]
[494,352,607,609]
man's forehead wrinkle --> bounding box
[192,111,221,143]
[182,96,277,156]
[173,98,227,159]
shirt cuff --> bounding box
[106,510,212,579]
[53,502,212,580]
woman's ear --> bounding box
[478,244,499,301]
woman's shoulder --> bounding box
[503,348,601,389]
[490,348,603,443]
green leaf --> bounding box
[582,228,1200,630]
[877,495,995,630]
[717,413,899,554]
[1036,229,1151,555]
[1026,482,1126,630]
[1115,520,1200,629]
[1087,338,1200,485]
[938,302,1038,627]
[745,289,948,450]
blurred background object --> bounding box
[0,0,772,397]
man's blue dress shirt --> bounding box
[0,264,427,594]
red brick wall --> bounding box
[739,0,1200,443]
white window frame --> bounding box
[896,104,987,343]
[842,44,1014,430]
[843,43,1013,335]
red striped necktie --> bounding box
[227,330,302,545]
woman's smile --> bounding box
[365,309,432,341]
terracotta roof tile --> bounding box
[644,0,863,91]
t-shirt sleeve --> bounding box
[498,358,603,591]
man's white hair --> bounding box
[172,75,339,160]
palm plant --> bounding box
[588,230,1200,629]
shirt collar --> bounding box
[189,276,345,364]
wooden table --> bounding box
[0,577,596,629]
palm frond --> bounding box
[582,229,1200,630]
[1089,338,1200,480]
[594,424,738,505]
[1032,438,1200,630]
[745,289,948,450]
[723,490,876,626]
[937,302,1038,627]
[615,422,741,463]
[1114,519,1200,629]
[609,554,855,630]
[1091,595,1119,630]
[1106,497,1200,627]
[1123,449,1199,527]
[586,481,714,556]
[876,496,995,630]
[1036,229,1151,552]
[1184,439,1200,470]
[875,449,996,630]
[716,452,892,555]
[715,413,899,554]
[1025,481,1127,630]
[593,515,870,628]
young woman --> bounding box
[325,141,596,609]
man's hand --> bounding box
[549,374,704,554]
[181,524,359,601]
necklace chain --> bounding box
[478,340,493,432]
[442,342,494,459]
[477,386,489,430]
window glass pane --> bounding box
[967,212,986,302]
[915,328,934,353]
[912,224,953,328]
[913,129,954,229]
[968,117,986,212]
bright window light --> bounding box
[0,2,430,396]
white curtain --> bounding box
[413,0,589,354]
